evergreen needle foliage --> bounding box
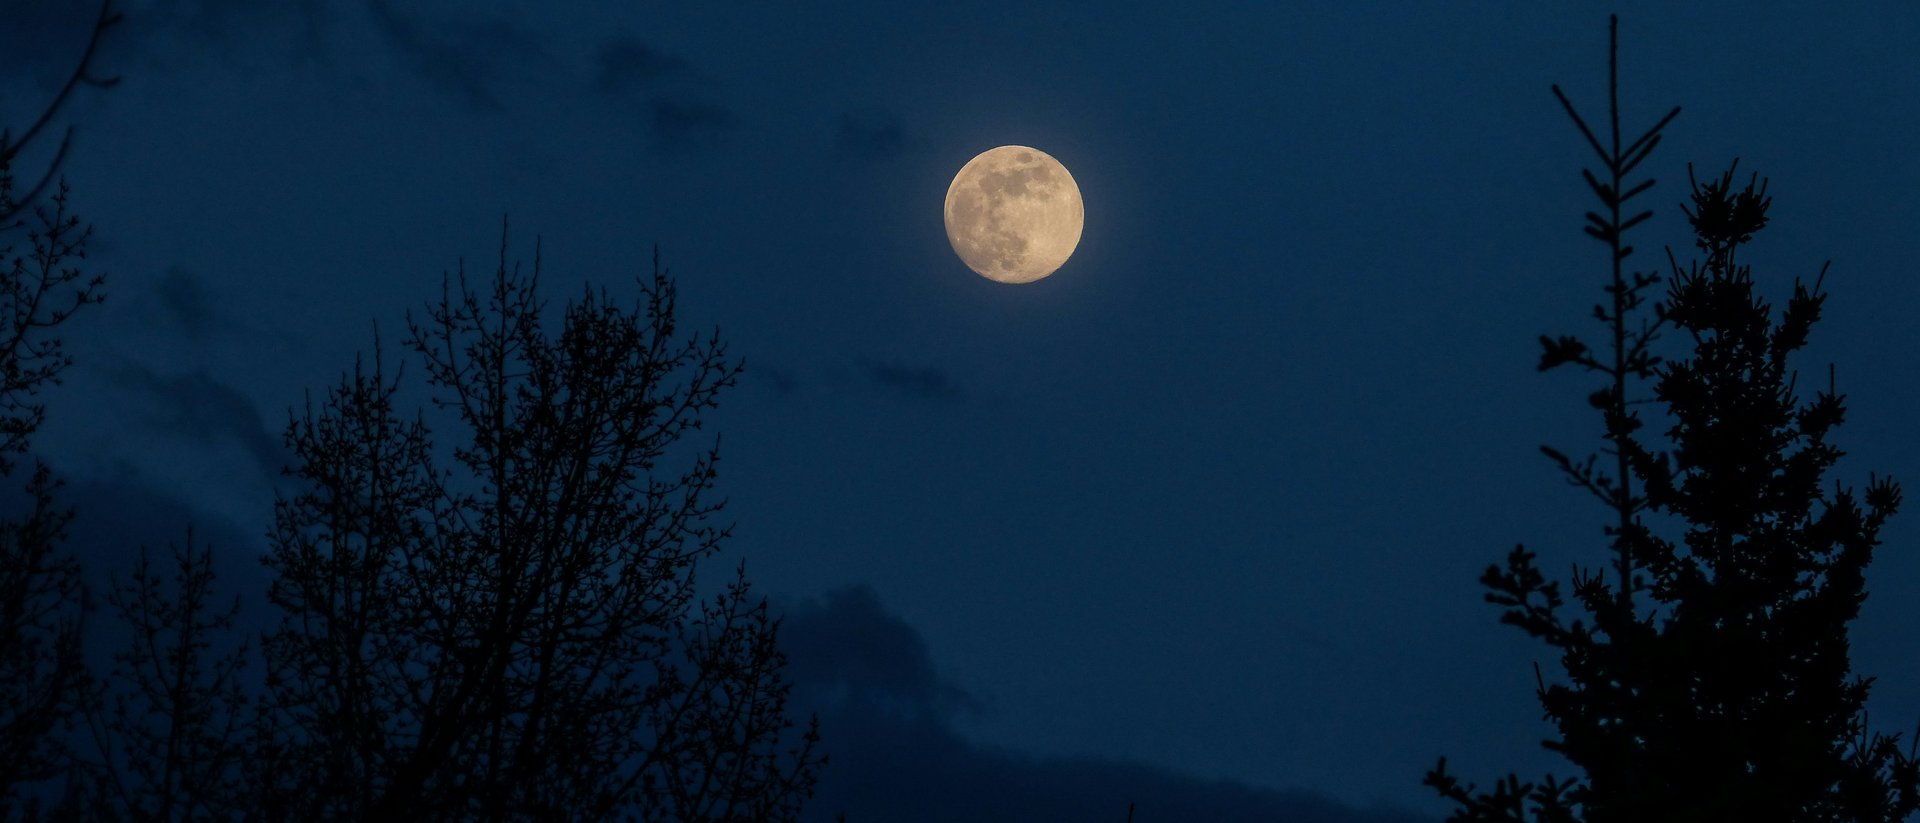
[1427,17,1920,823]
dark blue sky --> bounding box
[4,2,1919,819]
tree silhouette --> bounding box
[1426,17,1920,822]
[254,225,824,821]
[76,531,254,822]
[0,0,121,228]
[0,0,117,812]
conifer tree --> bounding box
[1427,17,1920,822]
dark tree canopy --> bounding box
[85,532,254,822]
[0,1,115,814]
[254,226,824,821]
[1427,17,1919,823]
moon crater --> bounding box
[943,146,1084,284]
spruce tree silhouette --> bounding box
[254,224,824,822]
[1426,17,1920,823]
[0,1,117,813]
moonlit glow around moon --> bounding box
[943,145,1084,284]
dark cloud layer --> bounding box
[99,360,289,482]
[7,2,737,152]
[833,110,912,159]
[129,0,331,61]
[0,0,331,97]
[782,586,981,723]
[56,470,268,600]
[747,363,799,396]
[867,361,960,402]
[155,266,221,338]
[779,586,1438,823]
[589,33,734,150]
[0,465,273,675]
[361,0,546,110]
[646,97,735,148]
[593,35,687,95]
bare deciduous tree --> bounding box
[0,0,116,812]
[0,0,122,228]
[257,225,824,821]
[81,531,253,822]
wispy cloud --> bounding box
[746,362,799,396]
[361,0,546,110]
[154,266,224,340]
[587,32,735,150]
[97,361,290,483]
[131,0,332,61]
[592,35,687,95]
[646,96,735,148]
[833,109,913,159]
[0,465,278,709]
[782,586,980,723]
[867,361,960,402]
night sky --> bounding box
[4,2,1919,820]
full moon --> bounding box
[943,145,1084,284]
